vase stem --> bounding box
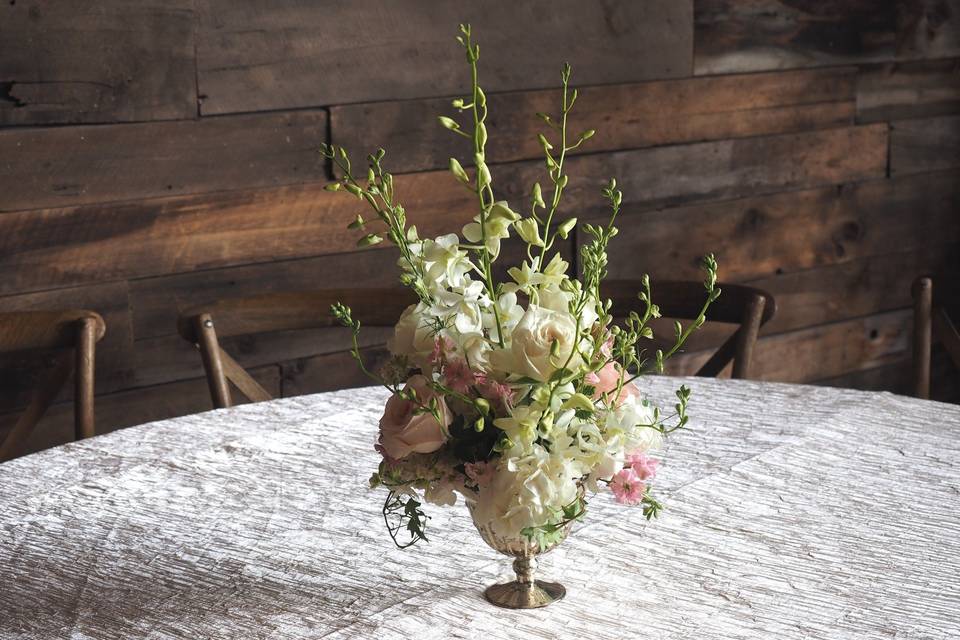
[513,556,536,585]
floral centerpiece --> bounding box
[321,24,719,608]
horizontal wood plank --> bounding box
[667,309,912,383]
[196,0,692,114]
[0,174,475,296]
[815,350,960,403]
[694,0,897,75]
[890,115,960,176]
[332,68,856,174]
[0,1,195,125]
[597,170,960,284]
[0,110,328,212]
[857,58,960,123]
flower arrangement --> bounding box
[322,24,719,551]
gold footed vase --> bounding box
[466,501,572,609]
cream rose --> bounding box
[387,304,436,366]
[378,375,451,460]
[492,304,580,382]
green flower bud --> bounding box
[474,416,485,432]
[477,162,492,188]
[477,122,488,148]
[449,157,470,183]
[538,133,553,151]
[323,182,342,192]
[580,129,596,142]
[557,217,578,239]
[531,182,545,209]
[475,398,491,415]
[438,116,460,130]
[347,214,365,230]
[357,234,383,247]
[514,218,544,247]
[451,98,465,108]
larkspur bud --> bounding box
[474,398,491,415]
[449,157,469,183]
[438,116,460,130]
[538,133,553,151]
[557,217,578,239]
[323,182,342,192]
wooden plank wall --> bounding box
[1,1,958,453]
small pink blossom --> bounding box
[626,452,659,480]
[429,336,456,367]
[464,461,495,487]
[443,357,478,394]
[589,361,640,406]
[610,467,646,505]
[477,376,515,413]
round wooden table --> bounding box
[1,378,958,639]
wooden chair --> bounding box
[0,310,106,462]
[177,289,417,409]
[912,276,960,399]
[601,280,776,379]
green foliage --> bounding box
[383,492,430,549]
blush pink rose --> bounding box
[588,361,640,406]
[378,375,452,460]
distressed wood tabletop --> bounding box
[1,378,958,639]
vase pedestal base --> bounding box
[483,579,566,609]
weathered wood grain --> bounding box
[0,366,281,458]
[196,0,692,115]
[332,68,856,174]
[897,0,960,60]
[0,111,328,212]
[857,58,960,123]
[0,174,475,296]
[890,114,960,175]
[668,309,912,383]
[281,346,393,397]
[0,1,196,125]
[815,349,960,403]
[694,0,898,75]
[597,170,960,283]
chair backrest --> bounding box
[912,275,960,399]
[601,280,777,379]
[0,310,106,462]
[177,289,417,409]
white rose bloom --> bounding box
[458,332,492,371]
[538,284,573,314]
[472,446,581,538]
[491,304,581,382]
[387,304,437,367]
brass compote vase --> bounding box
[466,498,575,609]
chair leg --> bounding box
[912,278,933,400]
[194,314,232,409]
[75,317,97,440]
[732,295,765,380]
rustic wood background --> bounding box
[2,1,959,453]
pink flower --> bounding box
[610,467,647,505]
[477,377,515,414]
[589,361,640,406]
[626,452,658,480]
[429,336,455,367]
[378,375,451,460]
[464,461,495,488]
[443,357,478,394]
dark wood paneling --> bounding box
[281,346,392,397]
[553,125,887,212]
[857,58,960,123]
[667,309,911,382]
[332,67,856,174]
[694,0,897,75]
[0,111,328,212]
[747,245,960,335]
[598,170,960,283]
[1,125,881,297]
[0,176,475,296]
[0,2,196,126]
[897,0,960,60]
[816,350,960,403]
[196,0,692,115]
[0,366,281,457]
[890,114,960,176]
